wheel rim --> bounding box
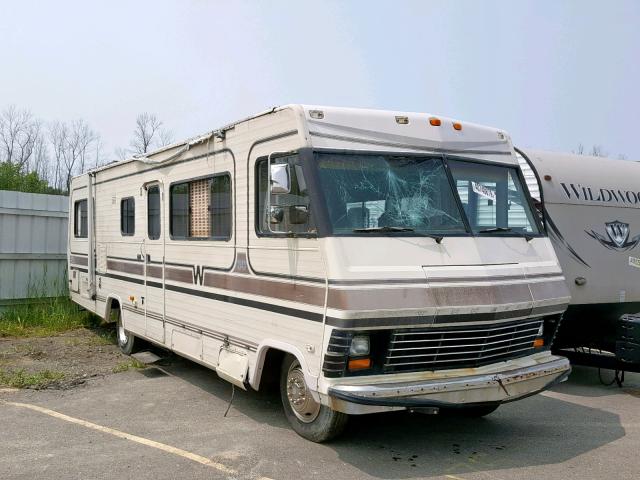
[286,360,321,423]
[117,319,128,346]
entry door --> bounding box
[144,183,165,343]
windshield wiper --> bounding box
[353,226,414,233]
[353,226,443,243]
[478,227,512,234]
[478,226,534,242]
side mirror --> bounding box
[269,205,285,224]
[289,205,309,225]
[270,164,290,195]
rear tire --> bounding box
[115,309,139,355]
[280,355,348,442]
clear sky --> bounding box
[1,0,638,159]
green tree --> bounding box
[0,162,62,194]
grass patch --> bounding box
[0,368,65,389]
[91,327,117,345]
[0,297,99,338]
[112,358,146,373]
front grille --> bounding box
[384,319,542,373]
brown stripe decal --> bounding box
[147,265,163,279]
[104,256,567,319]
[70,255,88,266]
[328,287,435,311]
[202,272,325,307]
[165,267,193,284]
[432,283,532,307]
[107,259,144,276]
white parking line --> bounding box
[2,400,273,479]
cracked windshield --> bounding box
[315,152,466,235]
[447,159,540,235]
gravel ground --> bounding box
[0,328,133,389]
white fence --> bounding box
[0,190,68,310]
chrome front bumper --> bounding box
[328,355,571,410]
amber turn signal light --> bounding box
[348,358,372,370]
[533,338,544,348]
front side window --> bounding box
[120,197,135,236]
[448,159,540,235]
[256,155,314,235]
[74,199,87,238]
[147,186,161,240]
[314,153,466,235]
[170,174,232,240]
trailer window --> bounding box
[256,155,314,236]
[448,159,540,235]
[120,197,135,236]
[148,186,161,240]
[170,174,232,240]
[74,199,88,238]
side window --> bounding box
[210,175,232,239]
[147,186,161,240]
[256,155,313,235]
[120,197,135,236]
[169,174,232,240]
[74,199,88,238]
[170,183,189,237]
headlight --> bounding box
[349,335,370,356]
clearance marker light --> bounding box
[429,117,441,126]
[395,116,409,125]
[533,338,544,348]
[452,122,462,131]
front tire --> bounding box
[115,309,138,355]
[280,355,348,442]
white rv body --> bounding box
[68,106,570,436]
[518,149,640,354]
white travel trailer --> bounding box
[518,150,640,372]
[68,105,571,442]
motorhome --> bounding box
[68,105,571,442]
[518,150,640,373]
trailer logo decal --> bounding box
[561,182,640,207]
[586,220,640,251]
[192,265,206,285]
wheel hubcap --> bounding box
[286,361,320,423]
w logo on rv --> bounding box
[586,220,640,251]
[192,265,206,285]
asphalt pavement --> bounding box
[1,357,639,480]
